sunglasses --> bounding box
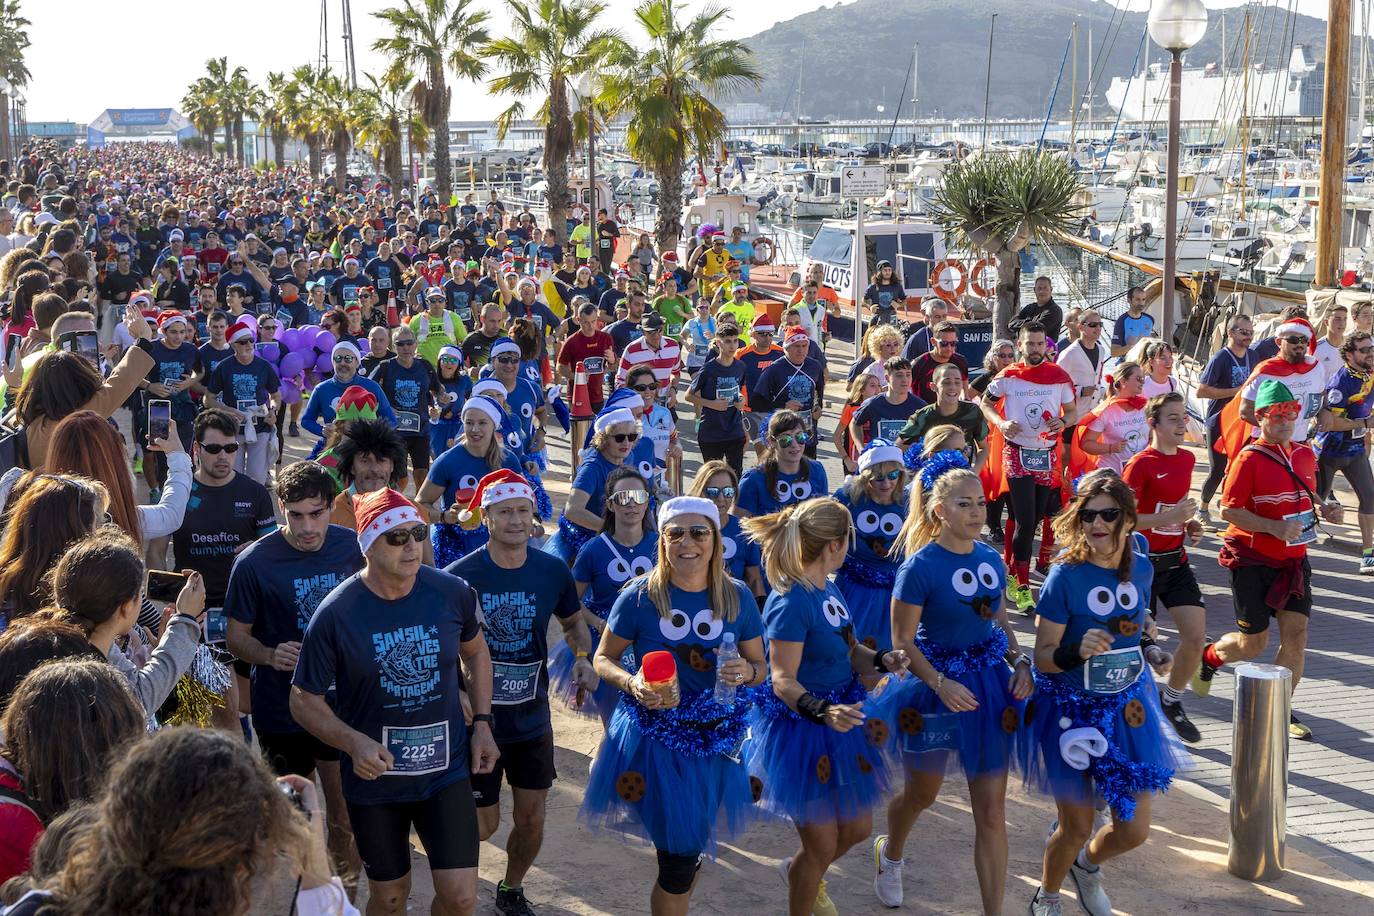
[333,354,356,363]
[382,524,429,546]
[665,524,713,543]
[610,488,649,507]
[774,431,811,447]
[611,432,639,444]
[704,486,736,500]
[936,340,957,348]
[1081,321,1102,328]
[1281,335,1309,346]
[396,339,417,347]
[494,356,520,365]
[631,383,657,392]
[198,442,241,454]
[995,351,1014,359]
[867,468,904,481]
[1077,507,1123,524]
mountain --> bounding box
[729,0,1331,120]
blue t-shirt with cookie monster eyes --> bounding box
[572,531,660,621]
[762,581,856,694]
[1035,550,1154,691]
[606,579,763,696]
[836,490,907,571]
[720,516,762,581]
[737,462,830,516]
[894,542,1006,650]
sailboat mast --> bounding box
[1316,0,1352,287]
[1086,26,1093,140]
[1240,10,1250,218]
[1359,0,1370,135]
[911,43,919,146]
[1070,20,1079,148]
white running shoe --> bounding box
[1069,851,1112,916]
[1029,888,1063,915]
[872,835,903,907]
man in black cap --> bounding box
[615,311,682,408]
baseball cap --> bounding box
[639,312,665,331]
[425,286,445,300]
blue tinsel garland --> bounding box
[915,628,1008,679]
[837,555,896,588]
[1032,671,1174,821]
[528,470,554,520]
[752,677,867,724]
[625,689,750,758]
[556,514,595,556]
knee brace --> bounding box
[655,850,701,895]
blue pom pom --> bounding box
[918,448,971,491]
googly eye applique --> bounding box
[659,608,691,641]
[458,474,480,491]
[629,556,653,577]
[637,460,655,478]
[606,558,632,582]
[821,595,850,627]
[1115,582,1139,613]
[878,513,903,537]
[951,568,979,597]
[975,562,999,589]
[519,402,534,419]
[856,510,881,534]
[1087,586,1116,617]
[691,608,724,641]
[790,481,813,500]
[721,536,738,561]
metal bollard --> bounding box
[1228,662,1292,881]
[570,419,590,476]
[666,451,684,495]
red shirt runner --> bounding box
[1122,446,1195,558]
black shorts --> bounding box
[1148,553,1205,611]
[348,777,479,882]
[470,731,557,807]
[1231,558,1313,635]
[257,729,340,777]
[402,434,430,473]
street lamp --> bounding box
[1148,0,1208,341]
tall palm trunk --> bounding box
[307,137,322,177]
[383,131,402,193]
[272,129,286,168]
[654,158,685,256]
[0,92,10,161]
[545,83,572,244]
[430,63,451,199]
[234,117,245,162]
[333,135,349,191]
[993,244,1018,340]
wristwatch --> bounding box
[472,713,494,726]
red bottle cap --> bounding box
[640,650,677,684]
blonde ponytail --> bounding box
[893,468,980,561]
[742,497,851,592]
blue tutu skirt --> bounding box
[432,522,490,568]
[544,515,595,566]
[580,691,757,856]
[746,679,888,826]
[835,562,896,652]
[548,625,634,723]
[1020,670,1190,821]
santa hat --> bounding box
[461,395,503,427]
[858,438,904,473]
[752,314,776,334]
[332,340,362,363]
[659,496,720,530]
[594,407,637,433]
[784,327,810,345]
[226,318,256,343]
[355,488,424,554]
[458,468,535,522]
[129,290,153,309]
[437,345,464,363]
[1275,317,1318,355]
[334,385,379,422]
[157,310,189,333]
[342,256,359,267]
[661,251,678,262]
[490,338,521,359]
[471,379,506,400]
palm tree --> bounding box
[180,81,220,157]
[357,68,431,192]
[309,69,360,191]
[260,71,291,168]
[372,0,490,200]
[225,69,259,164]
[202,57,236,159]
[283,65,324,176]
[928,150,1085,338]
[0,1,32,161]
[599,0,761,251]
[485,0,620,244]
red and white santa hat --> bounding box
[457,468,534,522]
[752,314,776,334]
[129,290,153,309]
[355,487,424,555]
[157,310,189,333]
[1274,316,1318,355]
[226,316,257,343]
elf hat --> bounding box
[355,487,424,554]
[334,385,379,422]
[458,468,535,522]
[1254,379,1298,415]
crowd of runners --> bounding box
[0,140,1367,916]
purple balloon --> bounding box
[279,351,306,379]
[257,342,282,365]
[279,327,302,352]
[313,327,337,352]
[279,379,302,405]
[315,351,334,375]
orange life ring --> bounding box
[970,257,996,297]
[752,236,776,265]
[616,202,636,224]
[571,204,589,221]
[930,259,968,302]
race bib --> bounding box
[583,356,605,374]
[1084,646,1143,694]
[1020,447,1052,473]
[1283,508,1318,547]
[902,710,961,754]
[383,721,450,776]
[667,322,683,336]
[395,411,421,434]
[275,308,293,326]
[456,307,472,323]
[599,238,611,249]
[1154,502,1183,537]
[204,607,227,645]
[878,419,906,442]
[376,277,393,290]
[236,399,259,428]
[716,377,742,406]
[693,344,709,360]
[492,660,542,706]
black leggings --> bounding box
[700,438,745,479]
[986,495,1006,532]
[1318,451,1374,514]
[656,850,702,895]
[1200,421,1228,506]
[1008,475,1055,564]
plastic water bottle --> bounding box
[714,633,740,705]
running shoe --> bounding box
[1160,695,1202,744]
[1029,888,1063,916]
[1069,851,1112,916]
[1289,713,1312,741]
[288,421,300,438]
[1008,581,1037,615]
[1194,507,1214,531]
[1192,643,1217,697]
[133,456,143,475]
[873,834,903,907]
[1360,552,1374,576]
[495,882,536,916]
[986,526,1005,546]
[778,858,838,916]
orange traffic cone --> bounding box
[570,360,594,420]
[386,292,399,328]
